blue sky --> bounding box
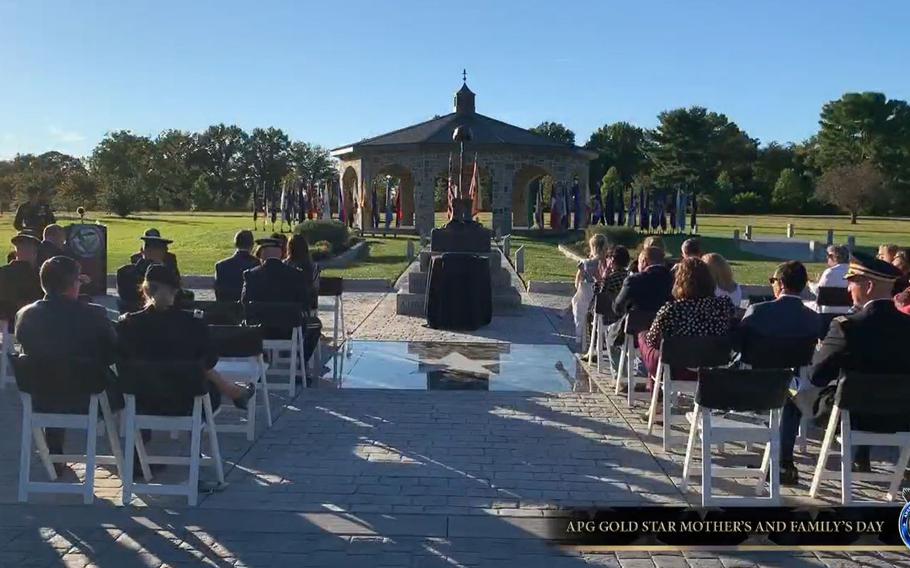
[2,0,908,159]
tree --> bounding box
[197,124,249,206]
[815,161,886,224]
[529,121,576,146]
[89,131,155,208]
[99,175,142,217]
[752,142,797,199]
[56,171,99,210]
[290,142,334,183]
[771,168,808,213]
[244,127,291,208]
[586,122,648,186]
[816,92,910,213]
[150,129,198,209]
[649,106,757,200]
[601,166,624,207]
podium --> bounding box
[65,223,107,296]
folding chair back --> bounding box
[817,286,852,308]
[659,335,733,369]
[195,301,243,326]
[624,309,657,335]
[117,360,208,417]
[243,301,306,329]
[696,368,792,412]
[318,277,343,297]
[208,325,264,358]
[835,372,910,416]
[739,334,817,369]
[12,354,110,401]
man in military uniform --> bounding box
[0,233,44,328]
[129,228,180,279]
[116,231,175,314]
[13,192,56,236]
[15,256,118,461]
[778,251,910,484]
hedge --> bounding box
[294,220,350,253]
[584,225,643,249]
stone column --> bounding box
[413,170,435,238]
[359,162,372,231]
[491,165,512,236]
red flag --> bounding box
[446,153,455,221]
[468,154,480,218]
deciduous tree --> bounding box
[815,161,886,224]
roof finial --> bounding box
[462,68,467,84]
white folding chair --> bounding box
[244,302,306,396]
[209,325,273,441]
[318,277,346,347]
[18,391,124,504]
[1,326,17,389]
[122,393,224,507]
[647,336,732,451]
[809,372,910,505]
[613,310,656,407]
[681,368,792,506]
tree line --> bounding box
[0,124,335,217]
[531,91,910,223]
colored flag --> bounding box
[469,154,480,218]
[446,153,455,221]
[395,185,402,227]
[571,179,581,230]
[384,178,393,229]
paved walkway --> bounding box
[0,291,907,567]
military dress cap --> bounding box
[11,232,41,246]
[844,251,901,282]
[144,263,180,288]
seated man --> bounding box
[0,233,44,328]
[15,256,119,463]
[241,237,320,362]
[117,231,175,313]
[592,246,672,366]
[737,261,821,345]
[38,224,68,265]
[779,252,910,485]
[214,230,260,302]
[129,228,180,278]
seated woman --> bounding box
[117,264,255,411]
[892,250,910,296]
[640,257,735,383]
[703,253,743,307]
[284,234,322,362]
[571,234,607,346]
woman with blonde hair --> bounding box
[702,252,743,307]
[571,233,608,347]
[117,264,255,411]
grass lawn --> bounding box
[3,211,907,285]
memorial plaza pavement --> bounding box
[0,290,907,567]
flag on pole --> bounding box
[384,178,393,229]
[395,185,402,227]
[468,154,480,218]
[446,153,455,221]
[337,180,345,223]
[571,179,581,230]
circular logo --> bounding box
[68,225,103,258]
[899,500,910,550]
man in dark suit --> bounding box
[38,224,67,265]
[214,230,259,302]
[737,261,820,343]
[778,252,910,484]
[0,233,44,328]
[15,256,119,461]
[612,246,673,316]
[14,192,55,236]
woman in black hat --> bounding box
[117,264,255,410]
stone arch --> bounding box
[369,163,415,227]
[512,164,553,228]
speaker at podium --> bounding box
[65,223,107,296]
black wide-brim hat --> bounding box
[144,263,180,288]
[140,234,173,246]
[11,232,41,246]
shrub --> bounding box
[729,192,765,214]
[100,176,141,218]
[311,240,332,261]
[294,220,350,252]
[584,225,642,249]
